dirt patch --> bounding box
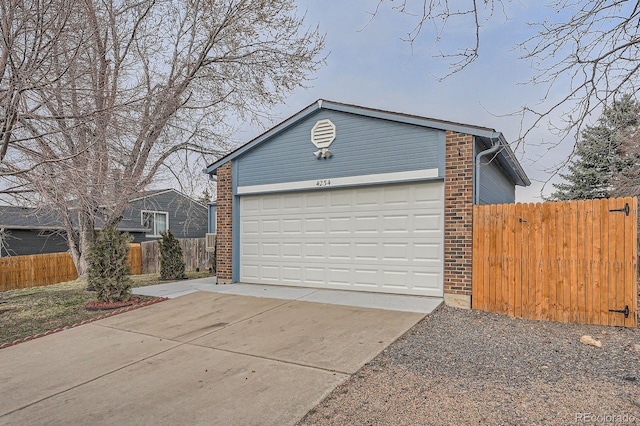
[298,305,640,425]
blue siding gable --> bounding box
[476,139,516,204]
[236,109,444,187]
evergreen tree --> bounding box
[87,226,133,303]
[159,230,186,280]
[551,95,639,200]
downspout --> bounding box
[475,134,502,205]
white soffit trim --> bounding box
[237,169,440,195]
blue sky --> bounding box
[233,1,583,202]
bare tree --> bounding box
[370,1,640,148]
[0,0,324,277]
[0,0,80,163]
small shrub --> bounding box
[87,226,133,303]
[159,230,186,280]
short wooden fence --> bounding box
[0,244,142,292]
[0,238,210,291]
[472,197,638,327]
[0,252,78,291]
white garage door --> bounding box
[239,181,444,297]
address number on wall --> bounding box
[316,179,331,187]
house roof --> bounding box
[128,188,208,209]
[0,206,149,232]
[203,99,530,187]
[0,206,65,230]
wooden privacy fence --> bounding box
[140,238,211,274]
[1,244,142,292]
[0,238,208,292]
[472,197,638,327]
[0,252,77,291]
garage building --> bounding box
[204,100,530,308]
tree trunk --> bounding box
[65,208,95,282]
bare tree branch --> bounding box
[1,0,325,277]
[370,0,640,165]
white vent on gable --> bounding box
[311,119,336,159]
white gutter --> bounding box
[475,134,502,204]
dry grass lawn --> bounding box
[0,271,210,345]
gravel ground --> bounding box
[298,305,640,425]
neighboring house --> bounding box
[0,189,208,256]
[204,99,530,308]
[123,189,209,243]
[0,207,147,257]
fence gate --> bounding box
[472,197,638,327]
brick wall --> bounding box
[444,131,474,298]
[216,162,233,283]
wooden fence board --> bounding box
[513,203,523,318]
[472,205,484,311]
[481,204,491,311]
[521,203,532,319]
[611,198,623,327]
[547,202,558,322]
[599,199,609,325]
[472,197,638,328]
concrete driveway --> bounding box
[0,290,430,425]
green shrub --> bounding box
[87,226,133,302]
[159,230,186,280]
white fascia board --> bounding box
[237,169,440,195]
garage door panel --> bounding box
[328,243,351,260]
[414,243,443,261]
[282,267,302,282]
[305,267,325,284]
[329,217,351,233]
[384,186,411,205]
[355,188,379,206]
[382,215,409,233]
[414,214,442,232]
[381,243,409,261]
[354,216,378,233]
[242,242,259,257]
[242,265,259,281]
[282,193,302,210]
[262,243,279,258]
[261,265,280,280]
[354,269,378,287]
[305,193,326,208]
[304,243,325,258]
[412,272,441,289]
[240,181,444,297]
[242,197,260,212]
[354,243,378,260]
[262,220,280,234]
[282,243,302,259]
[305,218,325,234]
[330,191,351,207]
[328,268,351,285]
[382,269,411,286]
